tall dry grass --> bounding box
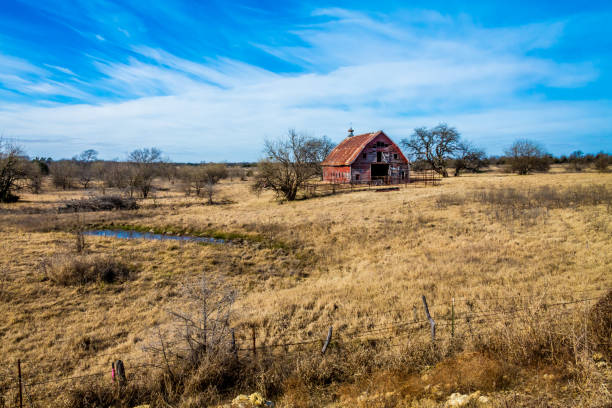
[41,254,135,285]
[0,171,610,407]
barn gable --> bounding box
[322,130,410,184]
[322,131,408,166]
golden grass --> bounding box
[0,170,610,406]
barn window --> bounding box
[355,174,360,181]
[362,153,366,159]
[394,153,398,159]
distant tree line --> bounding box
[400,124,610,177]
[0,130,609,203]
[0,142,256,203]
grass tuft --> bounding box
[42,254,135,285]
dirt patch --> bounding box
[428,352,514,394]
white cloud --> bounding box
[0,8,609,160]
[44,64,78,76]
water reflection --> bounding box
[84,229,226,244]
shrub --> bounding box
[0,140,28,203]
[594,154,610,172]
[435,193,467,208]
[59,195,139,213]
[504,139,550,174]
[42,254,135,285]
[434,185,611,225]
[61,378,150,408]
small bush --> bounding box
[0,192,19,203]
[59,195,138,213]
[594,154,610,172]
[588,290,612,360]
[43,254,135,285]
[61,379,150,408]
[435,193,467,208]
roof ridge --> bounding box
[321,130,408,166]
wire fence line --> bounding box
[10,288,608,355]
[237,287,610,331]
[1,292,607,407]
[4,294,605,368]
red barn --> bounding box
[322,129,410,184]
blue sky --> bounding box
[0,0,611,161]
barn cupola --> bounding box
[348,127,354,137]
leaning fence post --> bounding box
[115,360,126,387]
[321,326,333,354]
[451,297,455,338]
[231,328,237,359]
[422,295,436,341]
[17,359,23,408]
[251,326,257,357]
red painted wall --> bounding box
[323,166,351,183]
[350,134,409,183]
[322,133,410,183]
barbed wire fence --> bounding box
[1,288,608,407]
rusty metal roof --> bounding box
[321,131,409,166]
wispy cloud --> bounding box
[44,64,78,76]
[0,5,609,160]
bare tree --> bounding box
[504,139,550,175]
[161,162,178,184]
[453,141,488,176]
[180,164,227,204]
[305,135,335,179]
[128,147,163,198]
[203,164,227,204]
[594,153,610,172]
[401,124,460,177]
[51,160,78,190]
[568,150,585,172]
[227,166,245,181]
[74,149,98,189]
[95,160,130,194]
[147,275,236,365]
[252,129,320,201]
[0,140,28,202]
[26,160,44,194]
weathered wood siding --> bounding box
[350,133,409,182]
[323,165,351,183]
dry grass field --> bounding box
[0,168,610,407]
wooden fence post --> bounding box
[115,360,126,387]
[422,295,436,341]
[17,359,22,408]
[321,326,333,354]
[231,328,237,359]
[451,297,455,338]
[251,326,257,357]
